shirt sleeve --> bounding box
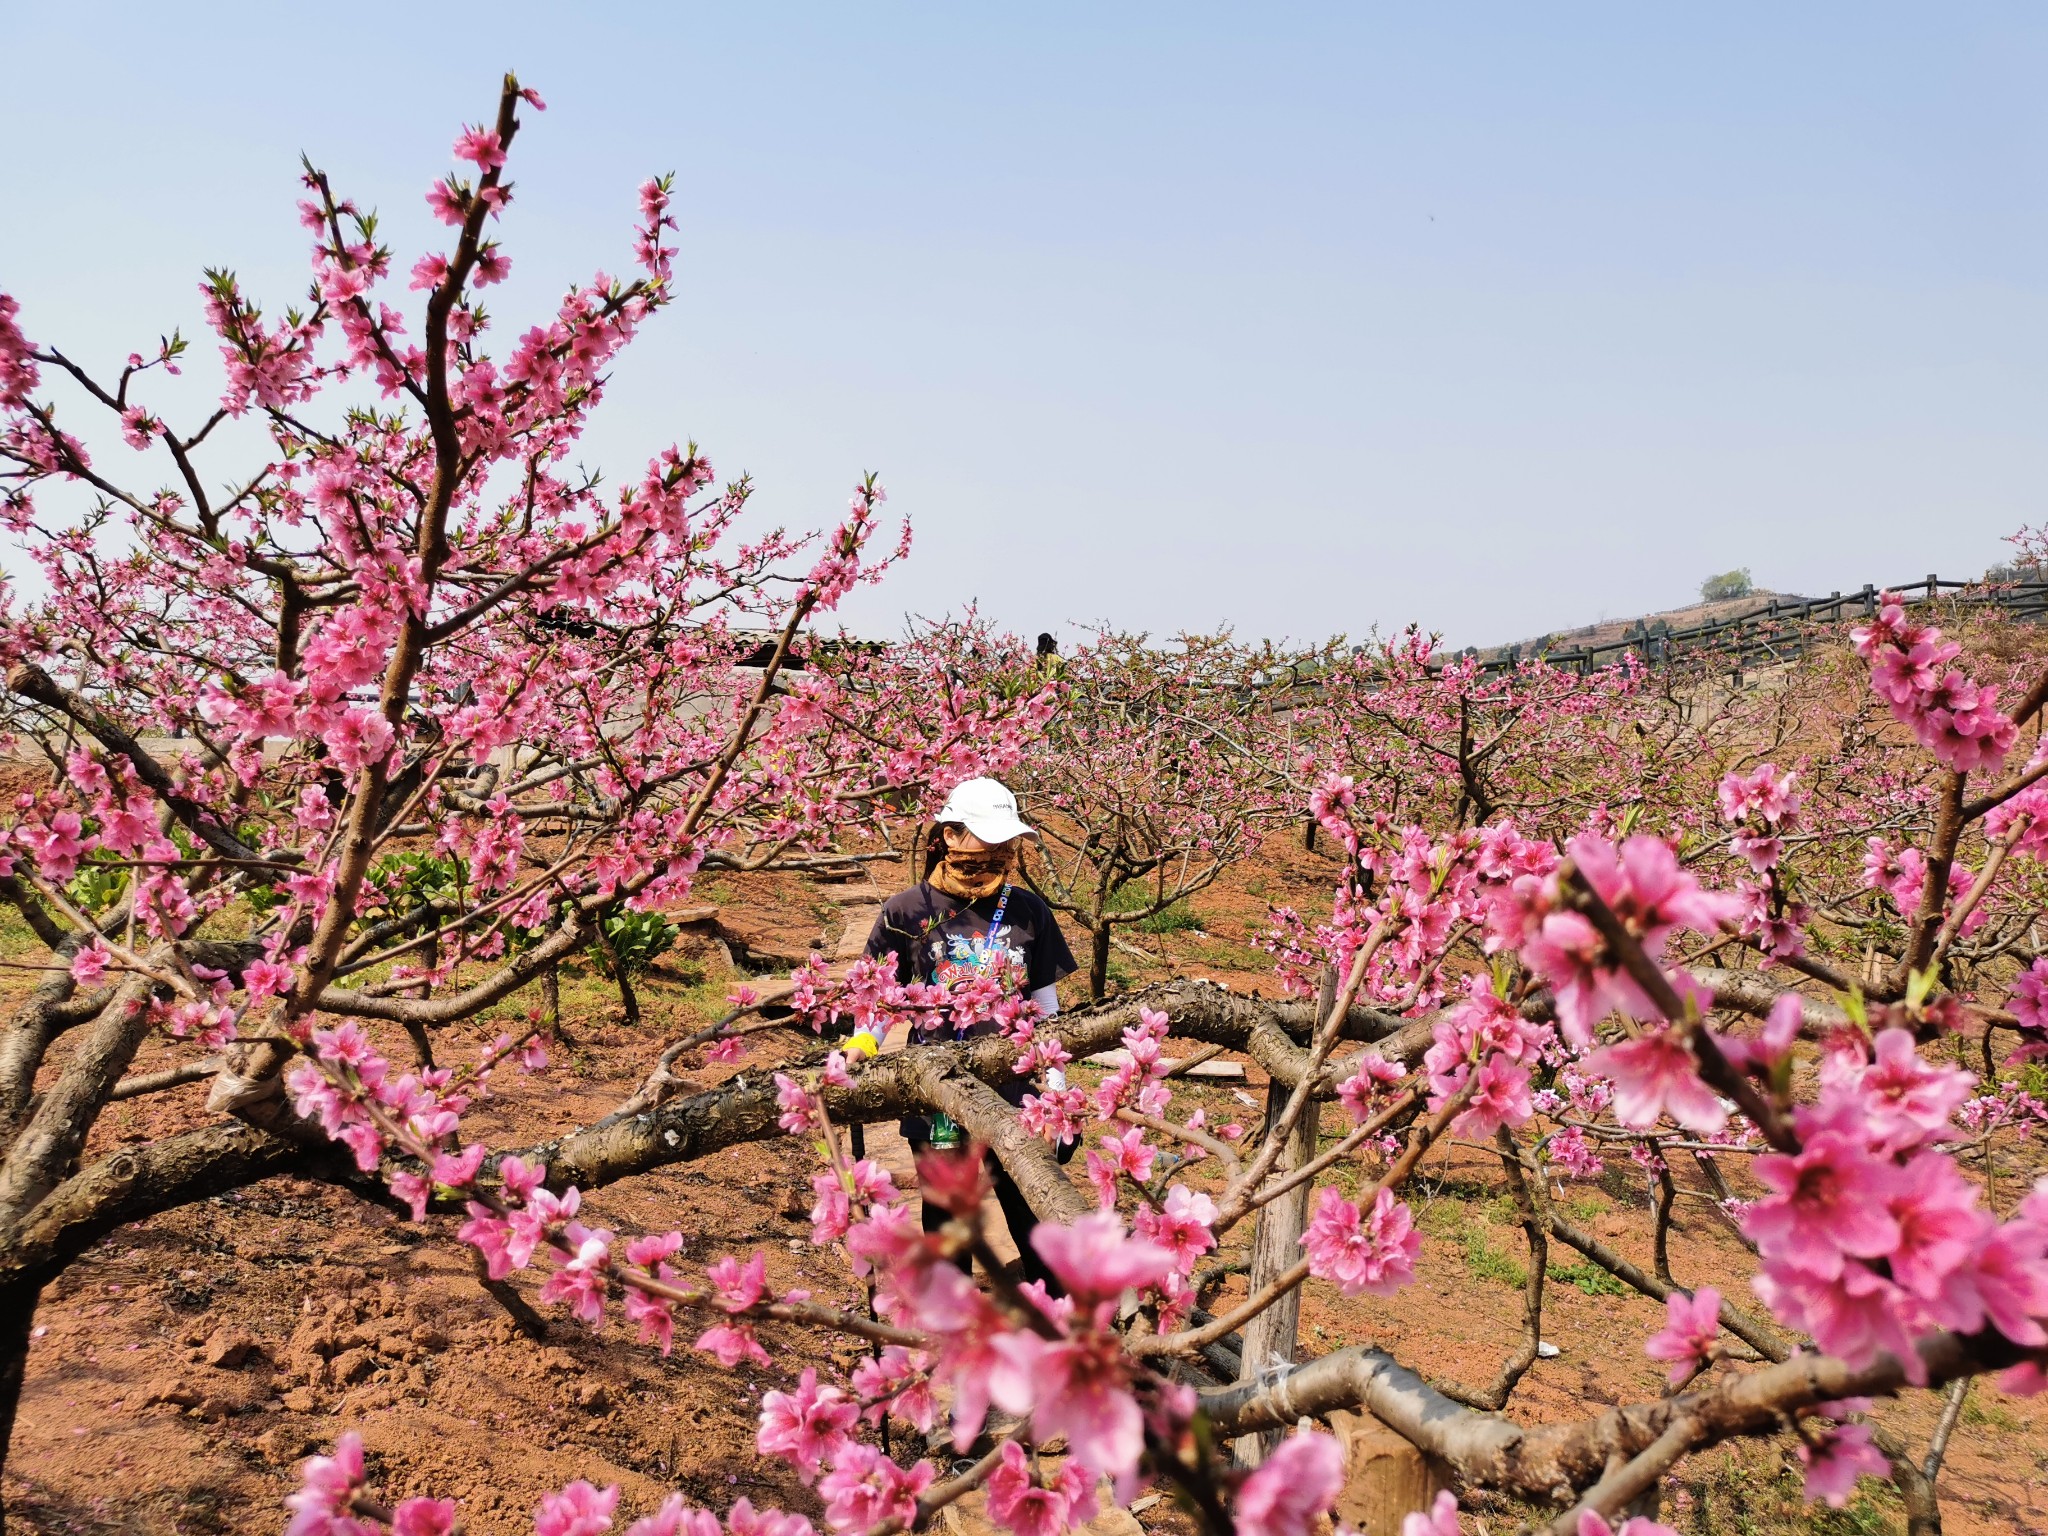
[1025,898,1079,993]
[863,906,915,984]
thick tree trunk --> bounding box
[1892,1458,1942,1536]
[0,968,86,1153]
[1231,971,1330,1467]
[0,983,1406,1297]
[1089,925,1111,1002]
[0,978,155,1228]
[1872,1383,1967,1536]
[536,980,1411,1191]
[402,1022,437,1069]
[403,928,440,1068]
[913,1063,1089,1226]
[404,934,441,1067]
[544,963,573,1047]
[0,1277,39,1517]
[0,981,1413,1490]
[593,918,640,1026]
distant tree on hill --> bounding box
[2006,523,2048,572]
[1699,567,1754,601]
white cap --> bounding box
[934,776,1034,845]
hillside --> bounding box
[1473,589,1808,665]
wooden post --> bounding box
[1231,967,1331,1468]
[1324,1410,1451,1536]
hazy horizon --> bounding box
[4,4,2043,650]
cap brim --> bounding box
[958,810,1034,845]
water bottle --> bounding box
[929,1111,961,1150]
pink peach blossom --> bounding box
[1797,1422,1888,1507]
[1234,1432,1344,1536]
[1643,1286,1720,1385]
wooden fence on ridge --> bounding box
[1455,575,2048,681]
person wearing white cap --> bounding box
[861,776,1078,1292]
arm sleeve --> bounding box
[1024,899,1079,992]
[1033,984,1073,1116]
[863,909,911,983]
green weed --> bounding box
[1192,938,1268,970]
[1961,1392,2020,1432]
[1105,882,1200,934]
[1547,1262,1628,1297]
[591,907,680,980]
[1416,1201,1466,1239]
[1671,1445,1902,1536]
[1462,1227,1528,1288]
[67,856,129,918]
[1418,1173,1496,1204]
[1136,903,1200,936]
[1563,1194,1607,1224]
[1323,1159,1365,1203]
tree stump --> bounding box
[1324,1408,1452,1536]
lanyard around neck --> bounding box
[940,882,1013,1041]
[983,882,1013,950]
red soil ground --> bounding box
[8,838,2046,1535]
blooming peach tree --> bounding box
[258,587,2048,1536]
[0,72,1043,1492]
[1008,629,1298,999]
[9,74,2048,1536]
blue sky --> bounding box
[4,4,2044,647]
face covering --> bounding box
[928,845,1013,901]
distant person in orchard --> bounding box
[863,776,1077,1292]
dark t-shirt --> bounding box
[864,881,1077,1040]
[868,888,1081,1146]
[864,881,1077,1137]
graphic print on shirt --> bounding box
[928,926,1026,990]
